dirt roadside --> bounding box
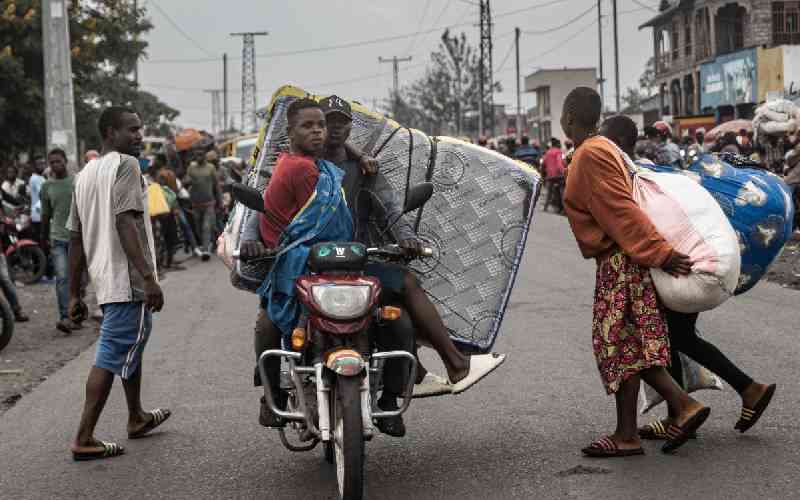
[0,257,200,415]
[766,232,800,290]
[0,280,101,414]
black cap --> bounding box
[320,95,352,119]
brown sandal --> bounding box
[582,436,645,458]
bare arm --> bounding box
[68,231,87,300]
[116,211,163,311]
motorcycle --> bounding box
[231,182,433,500]
[1,211,47,285]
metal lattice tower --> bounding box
[231,31,268,133]
[205,89,223,135]
[479,0,494,137]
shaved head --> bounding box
[560,86,602,144]
[600,115,638,156]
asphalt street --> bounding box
[1,211,798,499]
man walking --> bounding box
[67,106,170,461]
[186,149,221,260]
[41,148,82,333]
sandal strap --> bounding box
[650,420,667,436]
[100,441,122,457]
[740,407,756,421]
[151,408,167,425]
[591,436,618,451]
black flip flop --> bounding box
[581,436,645,458]
[128,408,172,439]
[662,406,711,453]
[735,384,776,433]
[72,441,125,461]
[639,420,698,440]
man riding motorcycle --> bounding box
[242,96,505,436]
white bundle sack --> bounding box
[632,170,741,313]
[759,118,797,136]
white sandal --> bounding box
[451,353,507,394]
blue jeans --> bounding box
[0,253,20,312]
[52,240,70,320]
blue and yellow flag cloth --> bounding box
[257,159,354,337]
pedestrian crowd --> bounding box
[0,127,240,337]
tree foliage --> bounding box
[0,0,179,160]
[391,30,501,136]
[622,57,656,114]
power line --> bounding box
[495,38,516,72]
[148,0,215,57]
[632,0,658,11]
[521,4,595,35]
[144,0,583,65]
[406,0,434,54]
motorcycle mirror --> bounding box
[403,182,434,213]
[230,183,265,213]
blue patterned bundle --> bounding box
[638,155,794,294]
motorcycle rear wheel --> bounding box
[9,245,47,285]
[0,290,15,352]
[332,375,364,500]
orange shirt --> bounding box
[563,136,674,268]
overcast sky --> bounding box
[137,0,661,131]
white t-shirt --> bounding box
[67,152,158,305]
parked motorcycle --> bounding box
[1,211,47,285]
[232,182,433,500]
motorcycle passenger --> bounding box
[243,97,506,434]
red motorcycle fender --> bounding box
[5,240,39,256]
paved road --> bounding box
[2,212,798,499]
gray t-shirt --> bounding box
[67,153,157,305]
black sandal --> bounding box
[735,384,776,433]
[662,407,711,453]
[128,408,172,439]
[581,436,645,458]
[72,441,125,461]
[639,419,697,440]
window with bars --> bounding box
[685,13,693,57]
[672,19,680,61]
[695,8,711,60]
[773,2,800,44]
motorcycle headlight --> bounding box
[311,284,372,320]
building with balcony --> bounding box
[524,67,598,145]
[640,0,800,134]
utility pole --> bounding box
[479,0,494,138]
[133,0,139,84]
[223,53,228,136]
[515,27,522,142]
[441,31,463,134]
[231,31,268,133]
[597,0,605,106]
[379,55,412,116]
[612,0,621,112]
[42,0,78,169]
[204,89,223,135]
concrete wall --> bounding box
[525,68,597,142]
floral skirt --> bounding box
[593,250,671,394]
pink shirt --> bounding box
[542,147,566,179]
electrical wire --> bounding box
[495,38,516,72]
[521,4,596,35]
[406,0,434,54]
[144,0,584,65]
[148,0,216,58]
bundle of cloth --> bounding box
[753,99,800,143]
[641,155,795,294]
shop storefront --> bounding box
[700,47,758,120]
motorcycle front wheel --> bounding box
[0,290,14,352]
[9,245,47,285]
[332,375,364,500]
